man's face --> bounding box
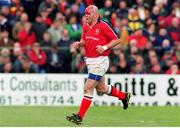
[85,9,94,24]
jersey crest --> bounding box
[95,29,99,34]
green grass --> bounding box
[0,106,180,127]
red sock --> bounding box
[109,86,125,100]
[77,95,92,119]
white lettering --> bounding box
[86,36,99,41]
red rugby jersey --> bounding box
[81,19,119,57]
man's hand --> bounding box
[72,41,81,49]
[96,45,108,54]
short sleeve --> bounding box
[102,21,119,40]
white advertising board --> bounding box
[0,74,179,106]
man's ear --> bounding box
[95,14,99,19]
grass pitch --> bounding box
[0,106,180,127]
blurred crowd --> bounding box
[0,0,179,74]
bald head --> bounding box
[84,5,99,25]
[85,5,99,15]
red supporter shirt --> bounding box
[81,19,119,57]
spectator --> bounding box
[168,17,180,42]
[0,7,15,33]
[113,18,121,35]
[127,45,138,66]
[65,15,82,41]
[108,63,118,74]
[175,42,180,66]
[57,29,72,48]
[166,63,180,74]
[57,0,69,14]
[116,1,128,19]
[12,12,29,40]
[39,8,52,27]
[22,0,41,22]
[161,51,177,72]
[47,19,63,44]
[40,32,52,47]
[110,12,117,27]
[0,56,4,72]
[128,29,148,50]
[12,44,23,72]
[0,13,10,32]
[158,2,180,28]
[1,47,11,57]
[128,8,143,32]
[75,0,86,16]
[131,55,146,74]
[75,47,86,73]
[9,2,22,27]
[20,55,38,73]
[150,6,160,24]
[64,7,72,23]
[144,23,156,42]
[10,0,24,15]
[46,44,64,73]
[155,1,169,16]
[109,48,121,66]
[151,63,162,74]
[154,28,173,55]
[0,6,11,21]
[133,0,150,21]
[32,14,47,42]
[18,22,36,48]
[0,30,14,46]
[0,47,11,72]
[146,49,157,65]
[118,19,129,48]
[102,0,114,21]
[28,43,47,73]
[3,62,13,73]
[161,39,173,54]
[70,3,82,23]
[70,43,78,73]
[0,0,11,7]
[148,55,161,73]
[117,51,131,73]
[38,0,55,15]
[55,12,66,26]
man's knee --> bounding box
[96,85,107,94]
[84,79,97,94]
[84,84,94,93]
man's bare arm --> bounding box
[105,39,120,49]
[96,39,121,54]
[72,39,85,49]
[78,39,85,46]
